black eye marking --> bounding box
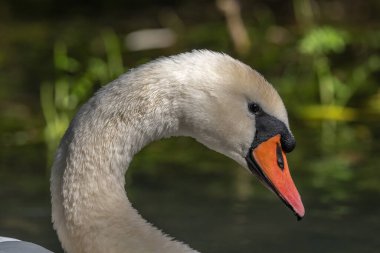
[249,106,296,154]
[248,102,261,115]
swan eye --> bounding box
[248,102,261,115]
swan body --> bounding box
[0,237,52,253]
[51,50,304,253]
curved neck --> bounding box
[51,70,199,253]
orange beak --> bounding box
[246,134,305,219]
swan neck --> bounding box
[51,73,198,253]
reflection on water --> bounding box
[0,125,379,253]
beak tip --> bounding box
[294,204,305,221]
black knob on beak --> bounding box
[281,133,296,153]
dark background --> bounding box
[0,0,379,252]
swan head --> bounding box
[171,51,304,219]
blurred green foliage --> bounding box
[40,31,125,162]
[31,1,380,205]
[300,27,348,55]
[0,0,379,205]
[297,26,380,150]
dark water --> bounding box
[132,181,380,253]
[1,124,380,253]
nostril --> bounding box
[276,143,284,170]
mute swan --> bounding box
[4,50,305,253]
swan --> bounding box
[0,50,305,253]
